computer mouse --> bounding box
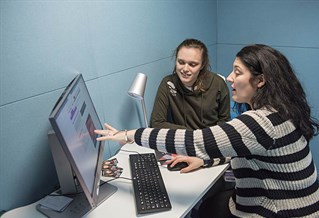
[167,162,189,171]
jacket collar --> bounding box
[172,72,214,96]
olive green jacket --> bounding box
[151,72,230,130]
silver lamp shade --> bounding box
[128,73,148,127]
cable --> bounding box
[102,176,132,184]
[119,149,141,155]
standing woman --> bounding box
[95,44,319,217]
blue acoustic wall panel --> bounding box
[86,1,218,77]
[0,93,60,210]
[217,0,319,47]
[208,44,218,73]
[216,0,319,171]
[0,0,218,211]
[0,1,97,106]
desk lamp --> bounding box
[128,73,148,127]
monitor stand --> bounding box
[36,181,117,218]
[48,130,76,194]
[37,131,118,217]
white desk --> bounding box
[3,144,229,218]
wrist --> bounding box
[113,129,134,144]
[124,129,134,144]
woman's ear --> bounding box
[257,74,266,88]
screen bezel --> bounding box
[49,74,104,208]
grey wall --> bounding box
[0,0,218,211]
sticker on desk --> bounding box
[101,158,123,177]
[102,167,123,177]
[39,195,73,212]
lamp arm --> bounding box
[141,98,148,128]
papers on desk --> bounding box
[38,195,73,212]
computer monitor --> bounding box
[40,74,117,216]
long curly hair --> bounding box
[172,38,211,92]
[234,44,319,141]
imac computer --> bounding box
[38,74,117,217]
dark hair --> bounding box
[173,38,211,91]
[234,44,319,141]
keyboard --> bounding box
[129,153,172,214]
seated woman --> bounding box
[151,38,230,130]
[151,38,232,178]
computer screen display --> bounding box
[49,74,104,208]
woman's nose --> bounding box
[182,64,189,71]
[226,73,233,83]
